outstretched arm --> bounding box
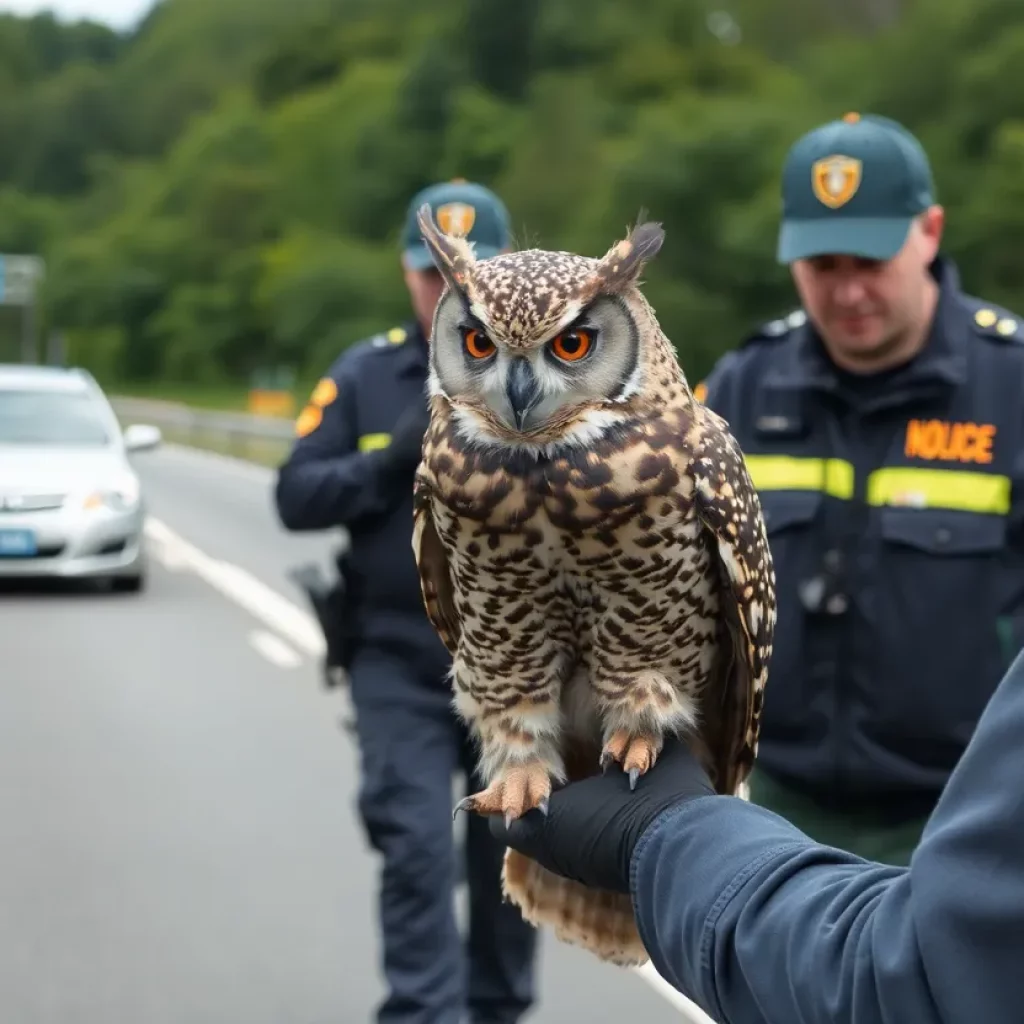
[632,648,1024,1024]
[492,651,1024,1024]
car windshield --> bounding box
[0,388,112,446]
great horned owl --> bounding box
[411,207,775,967]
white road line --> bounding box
[636,962,716,1021]
[249,629,303,669]
[142,509,713,1021]
[150,532,191,572]
[144,516,325,658]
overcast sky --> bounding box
[0,0,154,29]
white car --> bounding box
[0,364,162,592]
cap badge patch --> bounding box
[436,202,476,237]
[811,154,862,209]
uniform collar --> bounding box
[768,255,969,399]
[395,320,430,378]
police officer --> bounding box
[697,112,1024,865]
[274,180,539,1024]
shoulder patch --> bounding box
[968,302,1024,343]
[742,308,807,347]
[309,376,338,408]
[293,374,340,437]
[295,404,323,438]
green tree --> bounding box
[0,0,1018,391]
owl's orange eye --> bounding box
[462,327,495,359]
[550,329,594,362]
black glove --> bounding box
[488,737,716,894]
[379,399,431,476]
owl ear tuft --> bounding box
[416,203,476,294]
[591,219,665,293]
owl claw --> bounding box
[453,795,475,821]
[601,729,661,790]
[452,761,552,824]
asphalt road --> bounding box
[0,440,709,1024]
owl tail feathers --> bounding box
[501,848,649,967]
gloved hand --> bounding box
[488,737,716,893]
[380,398,431,476]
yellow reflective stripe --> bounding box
[744,455,854,500]
[745,456,1011,514]
[358,432,391,452]
[867,467,1011,514]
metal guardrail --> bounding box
[111,396,295,465]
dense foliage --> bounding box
[1,0,1022,389]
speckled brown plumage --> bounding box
[411,210,776,968]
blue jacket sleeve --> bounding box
[274,357,404,532]
[630,648,1024,1024]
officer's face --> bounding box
[404,267,446,339]
[790,206,945,371]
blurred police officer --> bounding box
[275,180,539,1024]
[698,112,1024,865]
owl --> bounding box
[410,206,775,968]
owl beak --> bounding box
[506,357,541,430]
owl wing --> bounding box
[411,463,461,656]
[688,404,776,794]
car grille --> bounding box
[0,493,66,513]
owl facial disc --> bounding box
[416,207,666,441]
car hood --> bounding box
[0,446,133,493]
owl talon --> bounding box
[601,729,661,789]
[452,761,553,823]
[453,795,476,821]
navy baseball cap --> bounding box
[402,179,512,270]
[777,112,937,264]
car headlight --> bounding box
[83,474,141,512]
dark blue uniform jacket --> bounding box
[701,257,1024,814]
[630,644,1024,1024]
[274,322,449,671]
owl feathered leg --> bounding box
[450,662,567,826]
[595,666,698,786]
